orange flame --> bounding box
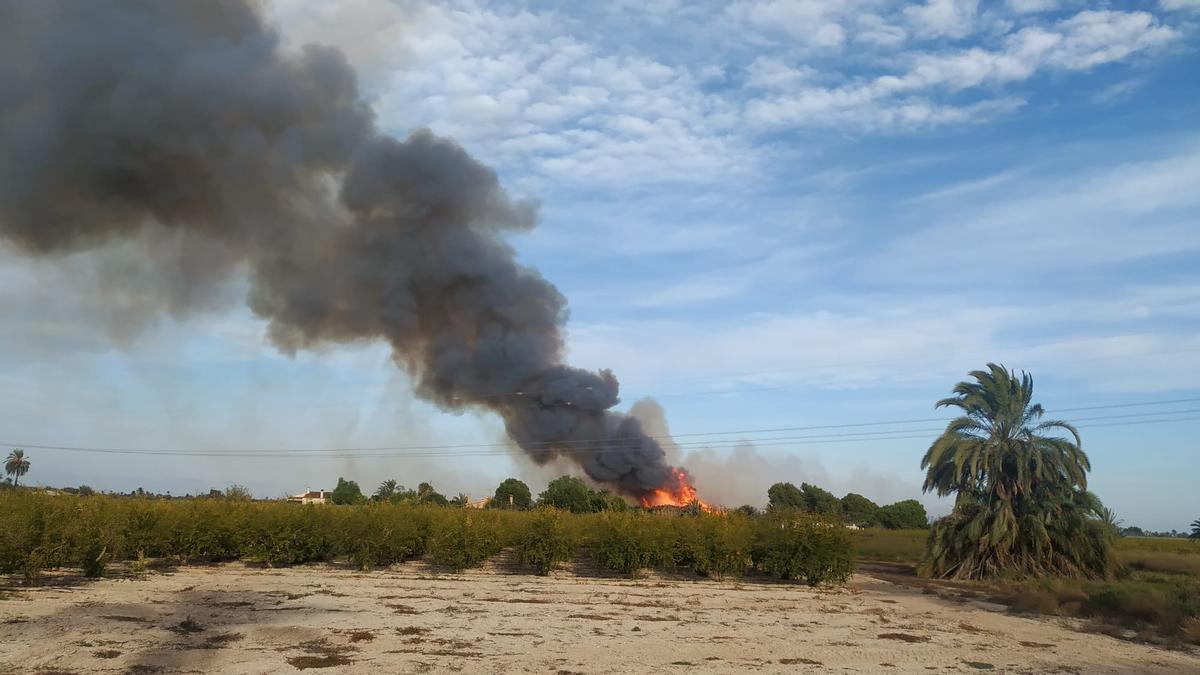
[640,467,713,511]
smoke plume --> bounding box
[0,0,690,501]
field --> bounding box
[853,529,1200,646]
[1,493,1198,673]
[4,560,1200,673]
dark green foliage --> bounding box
[590,489,628,512]
[673,515,753,577]
[920,364,1113,580]
[538,475,596,513]
[491,478,532,510]
[516,510,575,574]
[1191,519,1199,540]
[589,513,674,576]
[767,482,804,510]
[427,511,502,571]
[374,479,399,502]
[330,478,364,506]
[735,505,759,516]
[77,485,95,496]
[752,514,853,585]
[338,505,428,570]
[241,504,334,566]
[840,493,880,527]
[800,483,842,516]
[877,500,928,530]
[768,482,843,517]
[5,449,30,488]
[0,491,855,587]
[417,482,449,507]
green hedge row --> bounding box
[0,492,852,585]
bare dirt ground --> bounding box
[1,559,1197,674]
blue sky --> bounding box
[2,0,1199,530]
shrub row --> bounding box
[0,493,852,585]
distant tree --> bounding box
[491,478,532,509]
[224,484,252,501]
[1120,526,1145,537]
[921,364,1111,579]
[77,485,95,496]
[800,483,842,516]
[1099,507,1123,537]
[5,449,30,488]
[767,482,805,510]
[374,479,399,501]
[417,481,449,506]
[331,477,365,505]
[878,500,929,529]
[735,504,759,517]
[450,493,469,507]
[539,475,595,513]
[591,490,628,512]
[841,493,880,527]
[1191,519,1200,540]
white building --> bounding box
[287,489,332,505]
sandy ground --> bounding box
[1,558,1197,674]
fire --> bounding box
[640,467,713,511]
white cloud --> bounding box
[268,2,1185,187]
[1159,0,1200,12]
[744,57,816,90]
[871,144,1200,279]
[746,9,1177,131]
[904,0,980,40]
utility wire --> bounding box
[10,395,1194,457]
[6,409,1197,459]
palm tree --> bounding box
[5,449,30,488]
[375,479,398,501]
[1191,518,1200,540]
[920,364,1113,580]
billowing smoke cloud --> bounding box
[0,0,688,501]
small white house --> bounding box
[287,489,331,505]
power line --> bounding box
[6,410,1197,460]
[5,399,1197,456]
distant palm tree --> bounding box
[1099,507,1123,537]
[920,364,1113,580]
[1191,518,1200,540]
[5,449,30,488]
[375,479,398,501]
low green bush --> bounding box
[516,510,576,575]
[587,512,676,576]
[427,511,502,571]
[0,491,858,588]
[753,514,853,585]
[672,514,753,578]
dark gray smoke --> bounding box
[0,0,691,501]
